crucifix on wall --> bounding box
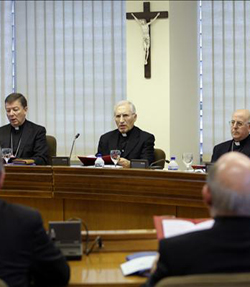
[126,2,168,79]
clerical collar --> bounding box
[11,120,26,132]
[120,126,134,138]
[233,134,250,146]
[231,134,250,151]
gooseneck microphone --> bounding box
[149,159,170,170]
[69,133,80,161]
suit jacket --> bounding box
[97,126,155,164]
[211,135,250,162]
[0,199,70,287]
[144,217,250,287]
[0,120,48,165]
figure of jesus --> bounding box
[131,12,160,65]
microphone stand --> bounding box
[69,133,80,161]
[149,159,170,170]
[51,133,80,166]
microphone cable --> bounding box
[67,217,103,256]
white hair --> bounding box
[114,100,136,115]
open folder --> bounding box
[78,155,113,166]
[154,216,214,240]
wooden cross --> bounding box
[126,2,168,79]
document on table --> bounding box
[120,254,157,276]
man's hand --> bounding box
[118,157,130,168]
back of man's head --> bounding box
[205,152,250,217]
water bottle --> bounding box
[95,153,105,168]
[168,156,179,171]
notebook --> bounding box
[48,221,83,260]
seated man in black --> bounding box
[97,100,155,168]
[0,149,70,286]
[144,152,250,286]
[211,109,250,162]
[0,93,48,165]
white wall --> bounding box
[126,0,199,168]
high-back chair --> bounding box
[46,135,57,165]
[152,148,166,169]
[155,272,250,287]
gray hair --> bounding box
[114,100,136,115]
[207,165,250,216]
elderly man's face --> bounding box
[5,100,27,127]
[230,110,250,142]
[115,103,137,133]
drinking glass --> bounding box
[182,152,193,171]
[110,150,121,167]
[2,148,12,164]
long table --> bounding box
[1,165,209,229]
[68,229,158,287]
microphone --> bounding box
[51,133,80,166]
[49,228,56,241]
[69,133,80,161]
[149,159,170,170]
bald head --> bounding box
[233,109,250,121]
[216,152,250,193]
[203,152,250,217]
[230,109,250,142]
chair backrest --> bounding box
[46,135,57,165]
[0,279,9,287]
[153,148,166,169]
[155,272,250,287]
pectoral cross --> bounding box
[126,2,168,79]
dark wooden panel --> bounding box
[177,206,209,218]
[2,165,53,198]
[2,197,64,229]
[82,230,158,252]
[53,167,206,207]
[1,166,209,230]
[64,199,176,230]
[53,167,208,230]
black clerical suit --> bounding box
[0,199,70,287]
[211,134,250,162]
[97,126,155,164]
[0,120,48,165]
[144,217,250,287]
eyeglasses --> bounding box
[228,120,250,128]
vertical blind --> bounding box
[0,1,13,123]
[202,0,250,161]
[1,0,126,158]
